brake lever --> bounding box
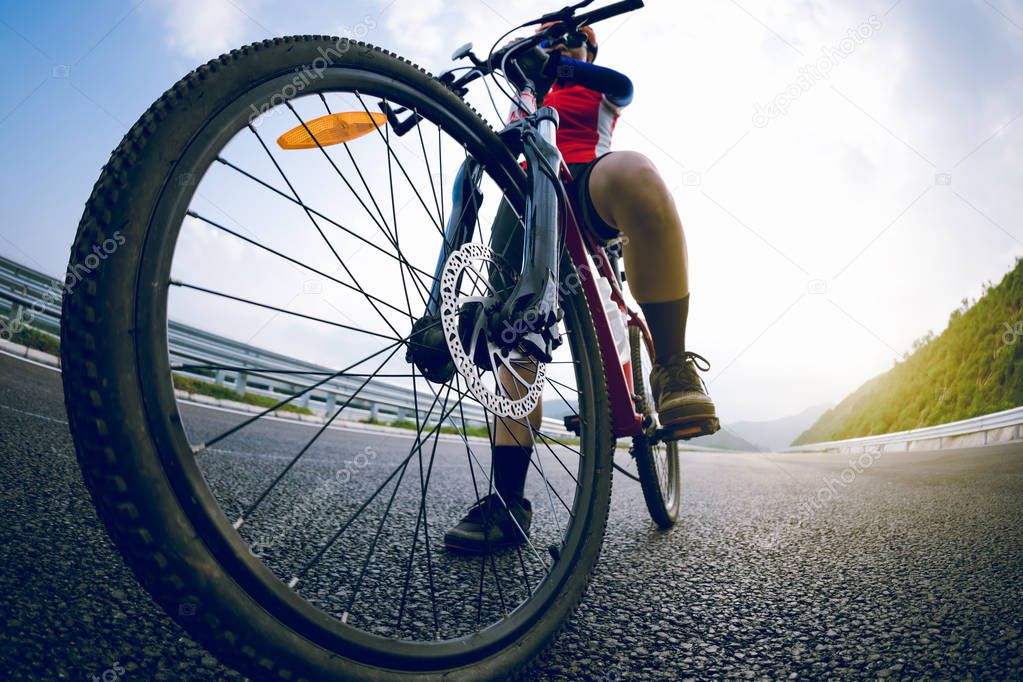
[437,70,471,97]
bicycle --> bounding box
[61,0,716,678]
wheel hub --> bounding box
[439,244,546,419]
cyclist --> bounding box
[444,25,718,554]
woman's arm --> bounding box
[542,52,634,107]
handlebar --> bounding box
[440,0,643,98]
[560,0,644,29]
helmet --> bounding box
[537,22,598,60]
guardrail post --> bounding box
[325,393,337,416]
[295,385,310,409]
[394,407,405,423]
[370,402,379,422]
[9,302,24,331]
[215,369,227,387]
[235,371,248,395]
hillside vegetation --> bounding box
[794,258,1023,445]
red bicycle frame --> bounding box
[561,165,653,439]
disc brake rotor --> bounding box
[439,243,546,419]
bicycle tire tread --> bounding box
[62,36,614,681]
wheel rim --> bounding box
[633,327,681,519]
[657,441,681,516]
[131,64,603,668]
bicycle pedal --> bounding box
[656,417,720,442]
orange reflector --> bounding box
[276,112,387,149]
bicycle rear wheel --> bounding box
[629,326,681,528]
[61,37,613,680]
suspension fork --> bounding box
[419,107,565,363]
[425,157,485,317]
[490,105,565,362]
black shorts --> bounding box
[487,152,620,276]
[565,152,620,244]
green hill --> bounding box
[794,258,1023,445]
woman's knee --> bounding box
[589,152,674,229]
[593,151,659,189]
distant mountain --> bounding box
[543,399,819,452]
[728,403,832,451]
[795,258,1023,445]
[543,399,761,451]
[688,426,762,452]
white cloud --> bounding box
[152,0,265,61]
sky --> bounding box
[1,0,1021,423]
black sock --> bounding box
[639,294,689,364]
[493,445,532,501]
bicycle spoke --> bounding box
[479,408,534,597]
[170,280,405,344]
[342,387,451,626]
[420,375,550,572]
[413,108,444,228]
[352,92,460,256]
[395,371,445,636]
[295,384,450,574]
[185,210,413,320]
[450,375,513,624]
[489,409,575,513]
[234,343,404,527]
[279,103,393,245]
[215,156,440,287]
[524,418,566,539]
[317,93,395,243]
[383,96,431,318]
[438,124,445,225]
[249,121,407,341]
[191,337,405,453]
[172,364,420,379]
[315,94,434,309]
[544,376,584,413]
[413,372,444,637]
[290,390,468,587]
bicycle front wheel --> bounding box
[61,37,614,680]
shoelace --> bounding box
[682,351,711,372]
[465,493,509,521]
[661,351,712,393]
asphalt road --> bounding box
[1,351,1021,680]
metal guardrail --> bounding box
[0,253,571,435]
[787,405,1023,453]
[15,250,1016,452]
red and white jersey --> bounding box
[542,81,624,164]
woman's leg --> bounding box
[585,151,716,427]
[586,151,688,306]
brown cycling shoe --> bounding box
[649,351,720,436]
